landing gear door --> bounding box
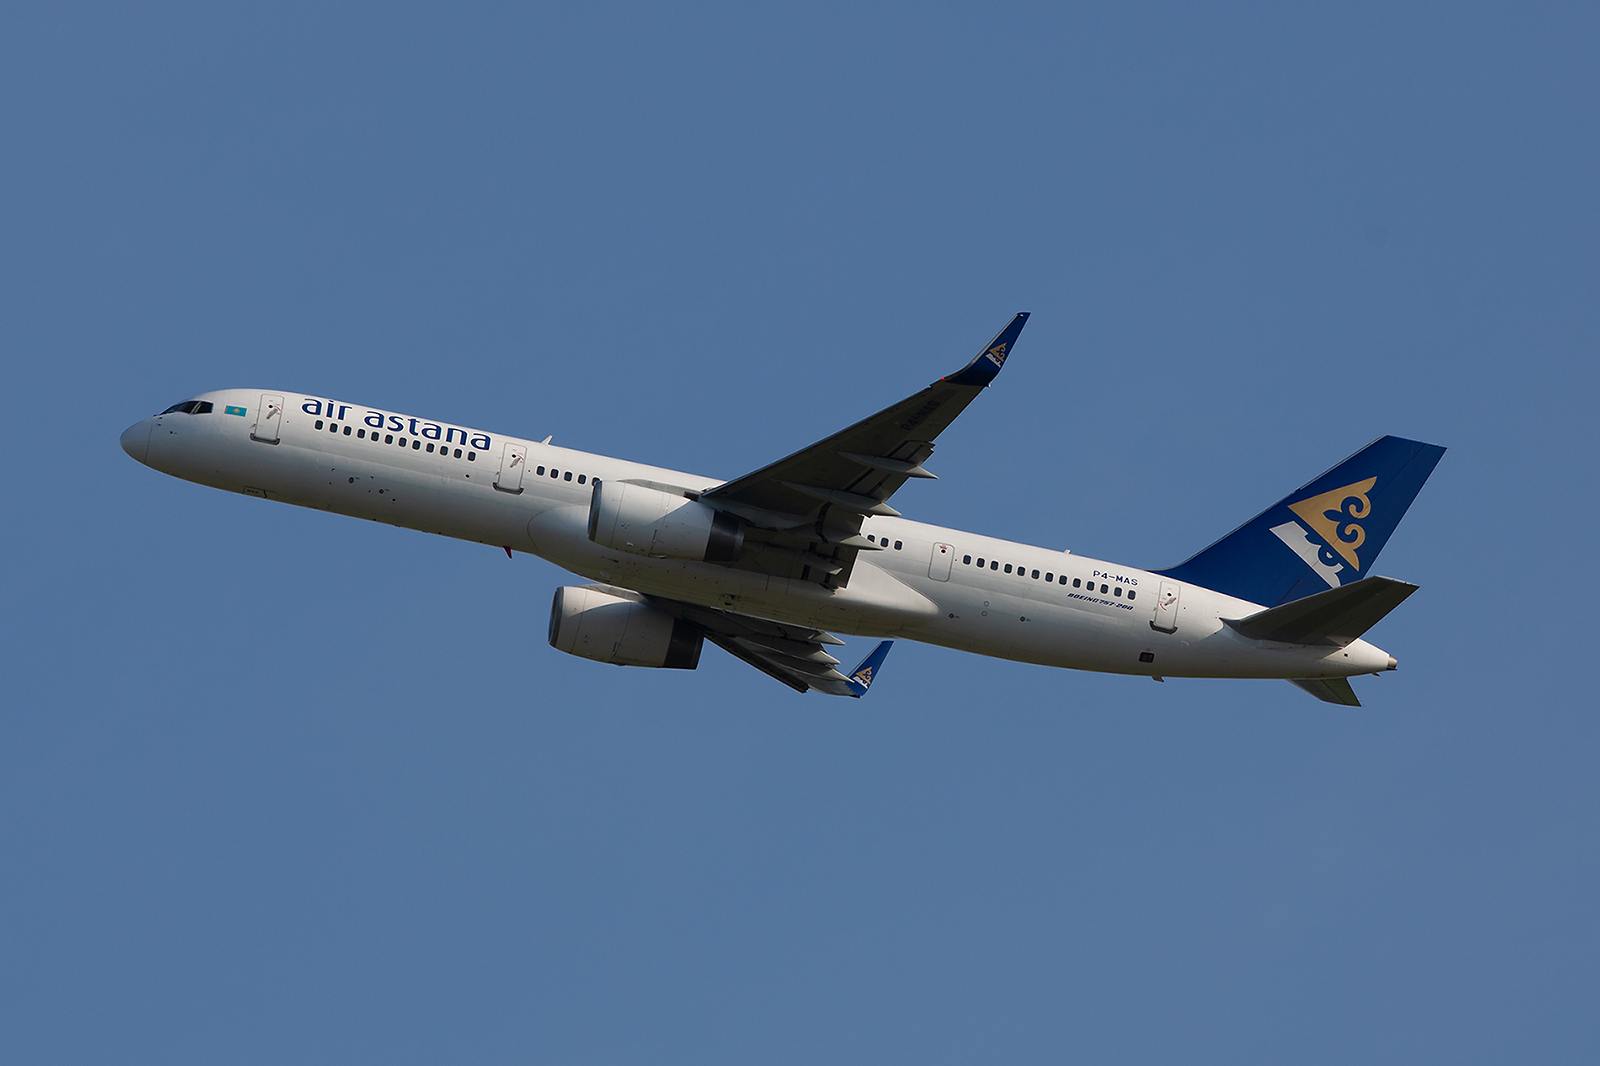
[495,442,527,494]
[251,393,283,444]
[929,543,954,581]
[1150,580,1181,633]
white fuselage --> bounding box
[121,390,1395,680]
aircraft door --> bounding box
[495,442,527,494]
[1150,580,1182,633]
[929,543,954,581]
[250,393,283,444]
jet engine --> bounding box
[587,480,744,562]
[548,585,703,669]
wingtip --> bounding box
[941,313,1032,388]
[844,640,894,698]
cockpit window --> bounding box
[159,400,214,415]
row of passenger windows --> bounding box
[535,466,588,484]
[867,529,1137,599]
[313,418,600,484]
[315,419,477,461]
[960,554,1136,598]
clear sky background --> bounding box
[3,2,1596,1062]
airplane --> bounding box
[119,314,1444,705]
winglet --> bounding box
[843,641,894,698]
[941,312,1030,387]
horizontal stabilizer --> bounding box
[1224,575,1418,647]
[1288,677,1362,706]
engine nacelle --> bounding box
[587,480,744,562]
[547,586,703,669]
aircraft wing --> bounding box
[704,313,1027,524]
[698,312,1029,587]
[650,597,893,697]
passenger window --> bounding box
[868,535,876,544]
[427,443,436,452]
[564,471,572,481]
[1073,578,1081,588]
[894,540,902,550]
[467,452,475,461]
[975,557,983,567]
[1032,569,1039,579]
[1059,575,1068,584]
[385,434,393,444]
[412,440,420,449]
[537,466,545,475]
[1004,564,1012,574]
[1100,584,1108,593]
[991,561,998,570]
[1127,590,1136,601]
[1114,586,1122,596]
[1045,572,1053,582]
[315,419,324,429]
[357,429,365,438]
[343,426,352,435]
[963,555,972,565]
[329,422,338,433]
[551,469,559,478]
[577,474,585,484]
[456,448,463,458]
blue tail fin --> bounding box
[1155,436,1445,606]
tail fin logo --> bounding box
[851,665,874,686]
[985,342,1009,368]
[1288,477,1377,570]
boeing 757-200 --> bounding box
[120,314,1445,704]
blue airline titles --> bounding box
[120,314,1445,705]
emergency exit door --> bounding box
[929,543,954,581]
[495,442,527,494]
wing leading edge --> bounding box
[697,313,1030,589]
[703,312,1028,525]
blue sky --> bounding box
[3,2,1596,1062]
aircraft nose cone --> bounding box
[120,420,150,464]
